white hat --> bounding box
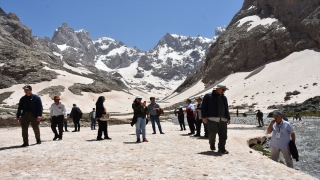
[135,95,142,99]
[213,84,229,90]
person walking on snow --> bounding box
[148,97,164,134]
[202,84,231,154]
[96,96,111,140]
[194,97,208,138]
[16,85,43,147]
[185,99,195,135]
[49,96,67,140]
[89,108,96,130]
[132,95,149,143]
[256,109,264,127]
[69,104,82,132]
[175,106,186,131]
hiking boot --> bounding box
[143,138,148,142]
[53,136,59,141]
[218,149,229,154]
[136,138,141,143]
[36,139,41,144]
[21,143,29,147]
[104,137,112,140]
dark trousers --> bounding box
[20,113,40,144]
[64,121,68,131]
[178,117,186,130]
[97,120,108,138]
[187,119,195,134]
[195,119,209,136]
[150,115,162,133]
[208,120,228,151]
[91,118,96,129]
[51,115,64,138]
[257,117,264,126]
[73,118,80,131]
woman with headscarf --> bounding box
[96,96,111,140]
[132,95,149,143]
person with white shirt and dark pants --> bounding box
[49,96,67,140]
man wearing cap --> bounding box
[49,96,67,140]
[147,97,164,134]
[194,97,209,138]
[16,85,43,147]
[267,110,295,168]
[202,84,231,154]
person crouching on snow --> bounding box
[132,95,149,143]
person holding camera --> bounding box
[132,95,149,143]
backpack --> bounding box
[156,108,164,116]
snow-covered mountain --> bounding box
[46,23,225,98]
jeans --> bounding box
[150,115,162,133]
[178,117,186,130]
[51,115,64,138]
[208,120,227,151]
[20,113,40,144]
[136,117,146,139]
[64,121,68,131]
[91,118,96,129]
[195,119,208,136]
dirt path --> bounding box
[0,122,316,179]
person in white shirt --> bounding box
[89,108,96,130]
[49,96,67,140]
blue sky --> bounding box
[1,0,243,50]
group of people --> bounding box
[16,84,297,168]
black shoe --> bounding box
[188,133,193,135]
[104,137,112,140]
[65,130,69,132]
[194,134,200,137]
[180,129,183,131]
[36,139,41,144]
[58,138,62,141]
[152,132,156,134]
[210,146,216,151]
[160,132,165,134]
[97,137,103,141]
[21,143,29,147]
[218,149,229,154]
[184,129,186,131]
[53,136,59,141]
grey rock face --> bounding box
[68,81,111,96]
[37,85,65,98]
[282,96,320,114]
[176,0,320,92]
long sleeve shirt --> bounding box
[49,102,67,119]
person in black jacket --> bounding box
[96,96,111,140]
[69,104,82,132]
[132,95,149,143]
[16,85,43,147]
[175,106,186,131]
[202,84,231,154]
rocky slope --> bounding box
[176,0,320,92]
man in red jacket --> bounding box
[185,99,195,135]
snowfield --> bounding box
[0,123,315,179]
[163,49,320,112]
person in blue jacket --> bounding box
[16,85,43,147]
